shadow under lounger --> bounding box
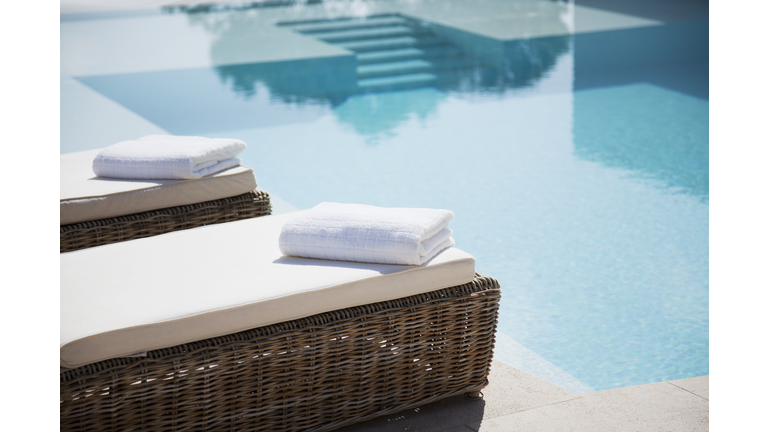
[59,213,501,432]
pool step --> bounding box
[356,48,426,65]
[338,36,449,53]
[282,16,408,34]
[357,57,475,79]
[358,73,437,92]
[281,14,480,93]
[314,26,429,43]
[357,59,432,79]
[356,46,466,65]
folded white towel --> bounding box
[279,203,456,266]
[92,135,246,180]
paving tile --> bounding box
[60,74,168,154]
[62,0,171,14]
[533,381,708,432]
[333,394,486,432]
[529,397,631,431]
[668,375,708,400]
[61,11,351,76]
[477,409,585,432]
[476,379,709,432]
[333,360,579,432]
[581,381,708,426]
[481,360,575,420]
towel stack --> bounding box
[92,135,246,180]
[279,202,456,266]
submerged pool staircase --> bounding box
[278,14,478,93]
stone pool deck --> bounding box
[335,360,708,432]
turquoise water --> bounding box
[69,6,708,392]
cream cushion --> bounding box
[60,148,257,225]
[60,212,476,368]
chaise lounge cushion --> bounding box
[60,148,257,225]
[60,212,476,368]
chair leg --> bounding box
[464,391,483,400]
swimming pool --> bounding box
[61,0,708,393]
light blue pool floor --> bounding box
[61,0,708,396]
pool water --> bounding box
[61,0,708,393]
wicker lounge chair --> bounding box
[60,148,271,253]
[60,213,501,432]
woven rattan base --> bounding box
[60,190,271,253]
[60,274,500,432]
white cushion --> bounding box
[60,212,476,368]
[60,148,257,225]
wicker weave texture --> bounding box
[60,190,271,253]
[61,274,500,432]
